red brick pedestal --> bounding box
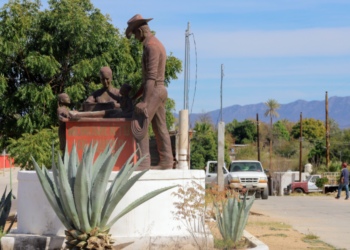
[65,118,137,171]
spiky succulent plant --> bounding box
[214,192,255,243]
[31,140,176,249]
[0,187,16,235]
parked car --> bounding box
[287,172,340,194]
[204,160,269,199]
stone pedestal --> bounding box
[4,169,213,250]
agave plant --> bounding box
[31,140,176,249]
[0,187,16,235]
[214,192,255,243]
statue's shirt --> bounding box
[142,34,166,83]
[85,87,121,105]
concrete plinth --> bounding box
[2,169,213,250]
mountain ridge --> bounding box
[174,96,350,128]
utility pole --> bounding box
[299,112,303,182]
[326,91,329,171]
[221,64,224,122]
[184,22,191,110]
[217,64,225,189]
[257,113,260,161]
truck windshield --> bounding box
[229,162,263,172]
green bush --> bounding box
[315,177,329,189]
[8,127,59,170]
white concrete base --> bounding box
[12,169,211,249]
[244,230,269,250]
[1,231,213,250]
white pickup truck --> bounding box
[205,160,269,199]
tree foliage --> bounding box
[7,127,59,169]
[273,120,290,141]
[291,118,326,140]
[264,99,280,127]
[190,122,230,170]
[226,119,257,144]
[0,0,182,149]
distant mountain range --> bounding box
[174,96,350,128]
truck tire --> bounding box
[255,191,261,199]
[294,188,304,194]
[262,188,268,199]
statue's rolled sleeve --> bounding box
[146,45,160,81]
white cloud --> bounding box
[158,27,350,58]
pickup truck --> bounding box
[205,160,269,199]
[287,172,340,194]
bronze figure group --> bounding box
[58,15,173,170]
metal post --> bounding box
[184,22,191,110]
[299,112,303,182]
[221,64,224,122]
[326,91,329,171]
[217,121,225,188]
[10,157,12,200]
[2,149,5,176]
[257,113,260,161]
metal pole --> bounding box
[184,22,191,110]
[257,113,260,161]
[220,64,224,122]
[2,149,5,176]
[326,91,329,171]
[10,157,12,200]
[217,121,225,188]
[299,112,303,182]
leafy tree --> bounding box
[226,119,256,144]
[291,118,326,140]
[264,99,281,128]
[273,120,290,141]
[308,140,326,168]
[7,127,59,169]
[328,118,341,136]
[280,118,295,133]
[190,122,230,170]
[0,0,182,149]
[191,123,217,169]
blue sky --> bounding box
[12,0,350,114]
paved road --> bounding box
[252,196,350,250]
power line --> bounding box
[190,33,198,115]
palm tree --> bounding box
[264,99,281,128]
[264,99,281,169]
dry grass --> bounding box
[246,215,344,250]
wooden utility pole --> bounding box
[299,112,303,182]
[326,91,329,171]
[257,113,260,161]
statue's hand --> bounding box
[135,102,147,116]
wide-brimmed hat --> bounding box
[126,14,153,39]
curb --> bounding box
[244,230,269,250]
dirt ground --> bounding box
[4,215,17,232]
[246,213,344,250]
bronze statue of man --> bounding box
[126,14,173,170]
[85,66,121,107]
[57,93,71,153]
